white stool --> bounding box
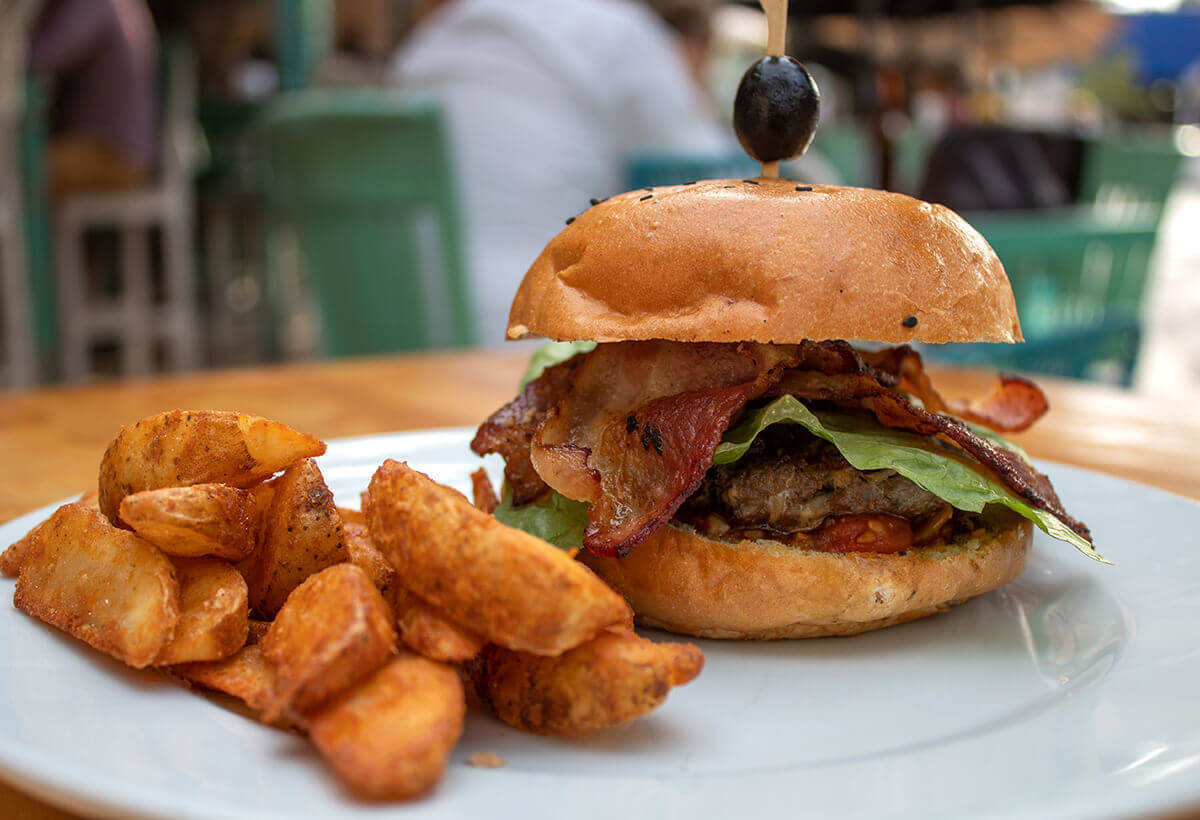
[54,42,200,382]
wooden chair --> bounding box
[53,40,200,381]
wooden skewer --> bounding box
[759,0,789,178]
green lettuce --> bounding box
[494,486,589,551]
[520,340,596,387]
[714,396,1106,562]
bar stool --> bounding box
[54,40,200,381]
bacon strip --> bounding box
[944,375,1049,434]
[536,341,798,556]
[470,356,581,505]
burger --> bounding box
[470,178,1103,640]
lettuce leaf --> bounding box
[493,485,589,551]
[714,396,1106,562]
[519,341,597,387]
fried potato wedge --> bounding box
[119,484,258,561]
[245,459,346,617]
[365,461,630,655]
[98,410,325,523]
[308,652,465,801]
[154,557,249,665]
[337,506,365,527]
[391,587,485,663]
[174,644,276,713]
[2,492,97,577]
[471,629,704,735]
[260,564,396,721]
[14,499,179,668]
[343,520,395,595]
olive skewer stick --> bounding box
[758,0,789,179]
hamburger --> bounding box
[471,179,1103,639]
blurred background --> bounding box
[0,0,1196,393]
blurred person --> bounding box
[29,0,159,197]
[391,0,732,346]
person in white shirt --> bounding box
[392,0,731,346]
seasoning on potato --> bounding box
[14,497,180,668]
[365,460,631,656]
[119,484,259,561]
[98,409,325,524]
[241,458,345,618]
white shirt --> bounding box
[392,0,731,346]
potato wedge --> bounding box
[154,557,249,665]
[471,628,704,735]
[245,459,346,617]
[365,460,630,655]
[391,587,485,663]
[174,644,276,713]
[337,506,365,527]
[260,564,396,721]
[308,652,464,801]
[343,519,394,595]
[14,499,179,668]
[98,409,325,523]
[2,492,97,577]
[119,484,258,560]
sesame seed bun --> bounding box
[579,513,1032,639]
[507,179,1022,346]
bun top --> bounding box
[507,179,1022,345]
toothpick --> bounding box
[758,0,789,178]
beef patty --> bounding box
[682,424,947,533]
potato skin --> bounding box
[471,629,704,735]
[365,460,631,655]
[98,409,324,524]
[119,484,258,560]
[244,459,346,617]
[260,563,397,721]
[14,499,180,668]
[308,653,465,801]
[154,557,249,665]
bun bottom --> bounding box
[580,513,1032,639]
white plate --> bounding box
[1,428,1199,820]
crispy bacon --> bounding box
[535,341,798,556]
[945,375,1049,433]
[470,356,581,504]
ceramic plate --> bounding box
[1,428,1198,819]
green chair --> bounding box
[928,136,1184,385]
[260,91,474,356]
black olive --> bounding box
[733,57,820,163]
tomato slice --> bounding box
[811,514,913,554]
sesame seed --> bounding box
[742,179,760,185]
[589,197,602,206]
[639,194,653,201]
[795,185,813,192]
[902,315,918,328]
[565,216,576,225]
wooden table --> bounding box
[1,349,1198,818]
